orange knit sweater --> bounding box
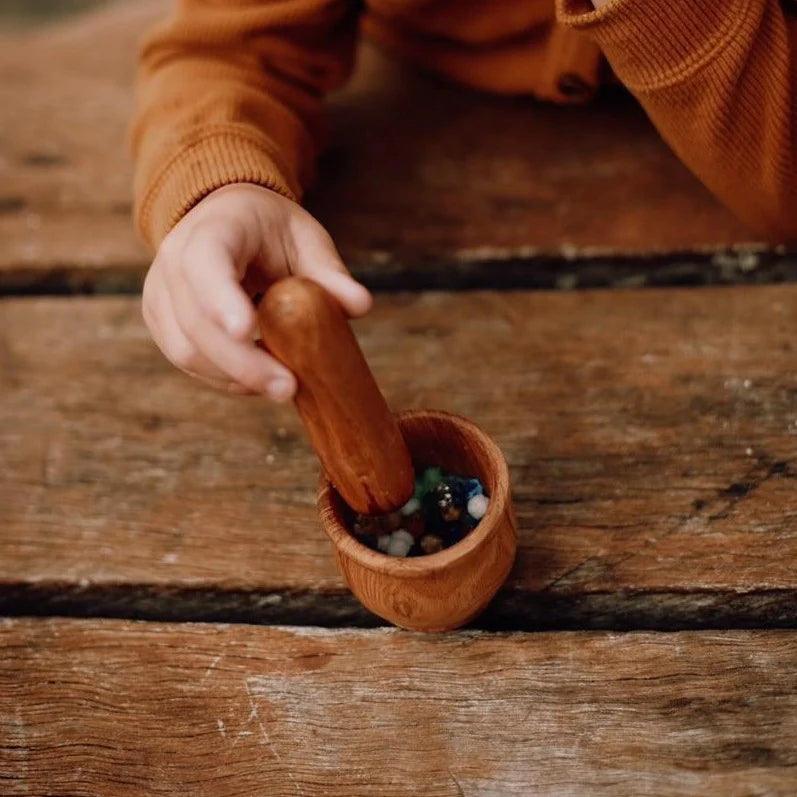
[132,0,797,246]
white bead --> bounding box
[400,497,420,516]
[387,529,414,557]
[467,494,489,520]
[376,534,391,553]
[393,529,414,547]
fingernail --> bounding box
[267,376,295,402]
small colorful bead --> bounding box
[401,497,421,516]
[465,479,484,499]
[387,529,414,557]
[467,494,489,520]
[434,483,462,523]
[354,515,381,535]
[420,534,444,554]
[417,467,443,498]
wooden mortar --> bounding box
[319,410,517,631]
[259,277,517,631]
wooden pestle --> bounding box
[257,277,415,516]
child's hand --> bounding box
[142,183,372,400]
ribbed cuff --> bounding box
[135,127,301,247]
[556,0,755,90]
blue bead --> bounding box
[465,478,484,499]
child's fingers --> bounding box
[180,227,258,340]
[167,271,296,400]
[146,266,238,387]
[293,225,372,318]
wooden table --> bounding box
[2,4,797,795]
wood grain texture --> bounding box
[1,1,787,296]
[2,619,797,795]
[259,277,414,515]
[2,285,797,628]
[319,411,517,631]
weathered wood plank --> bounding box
[2,286,797,628]
[2,1,787,295]
[2,619,797,795]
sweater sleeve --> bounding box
[131,0,360,247]
[557,0,797,242]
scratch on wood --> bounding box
[543,557,600,591]
[244,677,305,797]
[449,770,465,797]
[708,459,792,520]
[200,654,222,684]
[232,729,253,746]
[569,457,795,586]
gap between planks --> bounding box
[2,248,797,297]
[3,586,797,633]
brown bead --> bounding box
[353,514,382,536]
[420,534,444,555]
[441,505,462,523]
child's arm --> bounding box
[559,0,797,241]
[132,1,369,398]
